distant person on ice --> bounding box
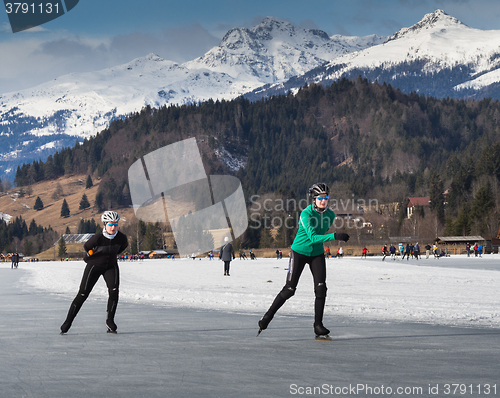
[219,236,235,276]
[257,182,349,338]
[11,252,18,269]
[60,211,128,334]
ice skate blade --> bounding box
[107,329,117,334]
[315,335,332,341]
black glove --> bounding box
[335,232,350,242]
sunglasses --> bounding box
[107,222,119,227]
[316,196,329,201]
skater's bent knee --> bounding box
[279,286,296,299]
[315,283,327,298]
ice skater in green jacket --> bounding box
[258,182,349,337]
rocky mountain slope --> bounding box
[247,10,500,100]
[0,17,383,180]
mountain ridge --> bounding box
[2,10,500,181]
[247,9,500,101]
[386,9,468,42]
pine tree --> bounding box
[472,182,495,235]
[24,239,33,256]
[33,196,44,211]
[472,182,495,219]
[144,224,158,251]
[477,143,500,181]
[454,204,472,236]
[79,193,90,210]
[57,236,67,257]
[52,182,63,200]
[95,191,104,212]
[429,171,445,225]
[259,228,273,249]
[85,175,93,189]
[78,218,98,234]
[60,199,70,218]
[28,219,38,235]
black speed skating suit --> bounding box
[61,231,128,333]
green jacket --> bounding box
[291,204,336,256]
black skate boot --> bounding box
[257,314,273,336]
[314,323,331,340]
[60,319,73,334]
[106,319,117,334]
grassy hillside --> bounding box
[1,174,132,235]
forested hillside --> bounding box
[12,77,500,249]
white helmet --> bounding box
[101,210,120,224]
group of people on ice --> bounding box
[380,242,422,260]
[10,252,20,269]
[466,242,484,257]
[323,246,343,258]
[375,242,451,260]
[239,249,256,260]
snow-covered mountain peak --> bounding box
[418,9,466,28]
[388,9,468,42]
[139,53,165,62]
[219,27,261,52]
[254,8,500,110]
[186,16,382,85]
[320,7,496,76]
[120,53,180,73]
[219,16,331,52]
[255,16,295,30]
[253,16,330,40]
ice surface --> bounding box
[2,255,500,398]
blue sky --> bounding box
[1,0,500,94]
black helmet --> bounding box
[308,182,330,213]
[308,182,329,198]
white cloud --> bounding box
[299,19,321,30]
[0,22,11,33]
[0,23,220,94]
[0,33,110,94]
